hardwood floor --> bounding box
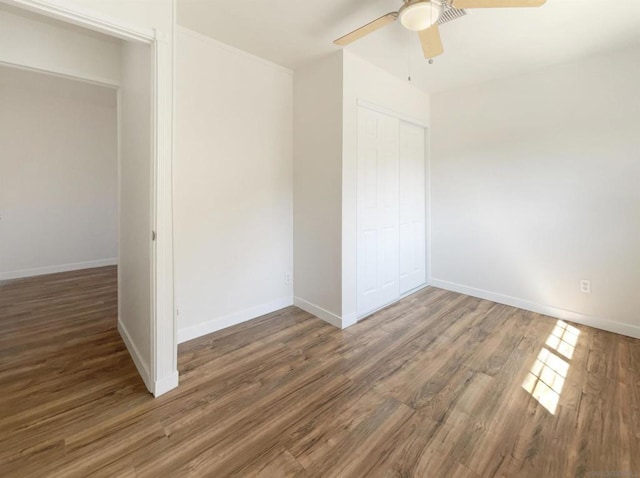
[1,266,639,477]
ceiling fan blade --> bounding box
[452,0,546,8]
[419,24,444,59]
[334,12,398,46]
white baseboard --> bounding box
[117,318,153,394]
[154,370,179,397]
[0,258,117,280]
[342,313,358,328]
[430,278,640,340]
[294,284,431,330]
[294,297,347,329]
[177,296,294,344]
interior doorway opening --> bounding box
[0,1,176,396]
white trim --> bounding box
[118,318,153,393]
[1,0,156,42]
[175,25,294,77]
[430,278,640,340]
[342,313,358,328]
[177,297,294,344]
[119,318,178,397]
[149,38,159,398]
[0,60,120,88]
[116,87,123,362]
[0,258,117,280]
[150,30,177,397]
[357,99,429,128]
[425,127,432,286]
[294,297,344,329]
[154,370,179,397]
[357,282,430,322]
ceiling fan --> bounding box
[334,0,547,60]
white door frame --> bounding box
[355,100,432,320]
[1,0,178,396]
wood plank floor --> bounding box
[1,266,639,477]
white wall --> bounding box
[293,53,344,324]
[0,65,117,280]
[174,27,294,343]
[118,41,153,386]
[342,51,430,324]
[431,45,640,338]
[0,4,121,85]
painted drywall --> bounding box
[118,41,153,381]
[174,27,294,342]
[0,4,121,85]
[342,51,430,323]
[0,65,117,280]
[293,52,344,324]
[431,45,640,338]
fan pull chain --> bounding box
[407,29,412,82]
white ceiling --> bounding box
[177,0,640,93]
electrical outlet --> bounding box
[580,280,591,294]
[285,273,292,285]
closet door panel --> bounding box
[399,121,426,294]
[357,107,400,316]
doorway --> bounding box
[0,1,176,396]
[356,104,429,318]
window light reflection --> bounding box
[545,320,580,359]
[522,320,580,415]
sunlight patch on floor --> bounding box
[545,320,580,359]
[522,320,580,414]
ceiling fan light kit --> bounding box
[333,0,547,60]
[399,0,443,31]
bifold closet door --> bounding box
[357,106,400,316]
[399,121,426,294]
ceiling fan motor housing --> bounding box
[399,0,444,31]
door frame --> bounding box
[355,99,432,320]
[1,0,178,396]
